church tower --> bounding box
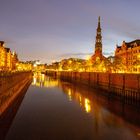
[95,16,102,54]
[91,16,106,62]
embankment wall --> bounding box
[0,72,32,115]
[46,71,140,105]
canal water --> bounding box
[2,74,140,140]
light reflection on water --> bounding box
[59,79,140,140]
[61,84,92,113]
[32,73,59,88]
[4,74,140,140]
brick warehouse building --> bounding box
[0,41,19,71]
[115,40,140,73]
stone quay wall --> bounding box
[46,71,140,105]
[0,71,32,115]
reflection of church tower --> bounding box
[91,16,106,62]
[95,16,102,54]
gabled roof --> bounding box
[5,47,11,52]
[125,39,140,48]
[116,46,121,48]
[117,39,140,49]
[0,41,5,46]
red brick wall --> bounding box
[90,73,98,85]
[110,74,124,87]
[98,73,109,84]
[80,72,89,84]
[50,71,140,91]
[125,74,139,89]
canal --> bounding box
[1,74,140,140]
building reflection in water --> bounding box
[0,84,30,140]
[32,74,140,130]
[32,73,59,88]
[3,74,140,140]
[67,89,72,101]
[84,98,91,113]
[59,83,92,113]
[59,81,140,139]
[32,74,93,114]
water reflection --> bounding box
[38,73,140,130]
[32,74,93,114]
[3,74,140,140]
[33,75,140,140]
[32,73,59,87]
[59,81,140,140]
[0,84,30,140]
[84,98,91,113]
[62,85,92,113]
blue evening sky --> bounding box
[0,0,140,63]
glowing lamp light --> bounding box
[85,55,91,61]
[34,64,37,67]
[69,60,72,64]
[84,98,91,113]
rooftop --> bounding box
[117,39,140,48]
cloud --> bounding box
[59,52,92,58]
[103,52,114,56]
[59,51,114,59]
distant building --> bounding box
[115,40,140,73]
[16,61,33,71]
[12,51,19,70]
[107,56,115,63]
[5,48,12,70]
[58,58,85,71]
[0,41,6,69]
